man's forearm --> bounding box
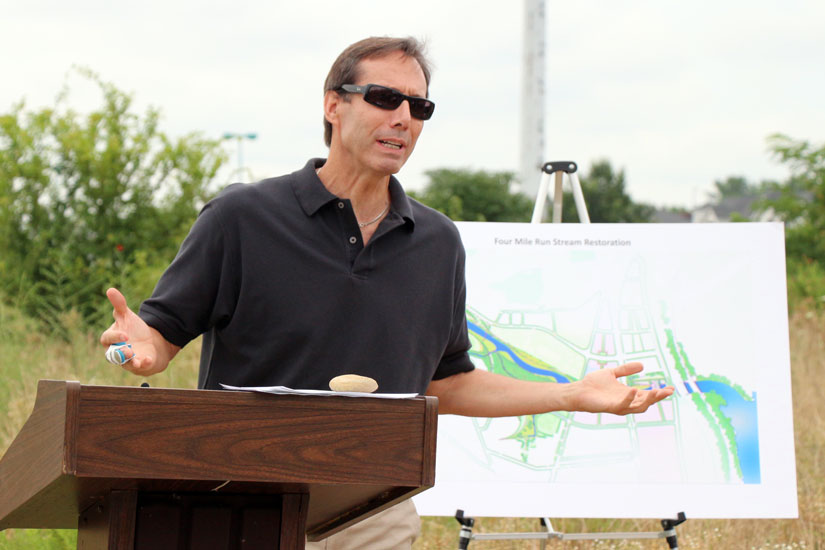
[425,369,578,417]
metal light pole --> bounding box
[222,132,258,182]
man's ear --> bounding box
[323,90,341,127]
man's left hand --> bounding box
[570,362,674,415]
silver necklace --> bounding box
[358,202,390,228]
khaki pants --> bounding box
[306,499,420,550]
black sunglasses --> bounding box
[338,84,435,121]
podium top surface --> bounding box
[0,380,437,538]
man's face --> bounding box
[326,52,428,177]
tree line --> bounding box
[1,76,822,330]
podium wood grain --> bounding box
[0,380,437,548]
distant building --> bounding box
[654,195,781,223]
[652,209,692,223]
[690,195,779,223]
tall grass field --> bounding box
[1,302,822,549]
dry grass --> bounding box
[1,304,822,548]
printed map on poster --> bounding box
[415,222,797,519]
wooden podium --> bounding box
[0,380,438,549]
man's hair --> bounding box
[323,36,432,147]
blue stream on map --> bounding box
[467,321,761,484]
[468,321,571,383]
[687,380,761,484]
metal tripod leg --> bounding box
[455,510,474,550]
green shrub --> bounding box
[0,69,227,329]
[787,257,825,311]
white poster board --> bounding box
[414,222,797,519]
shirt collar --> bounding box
[292,158,416,229]
[291,159,338,216]
[388,174,415,229]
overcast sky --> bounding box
[3,0,823,208]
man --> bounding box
[101,36,673,550]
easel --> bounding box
[453,161,687,548]
[456,510,687,550]
[531,161,589,223]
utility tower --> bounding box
[519,0,546,198]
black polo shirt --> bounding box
[139,159,475,393]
